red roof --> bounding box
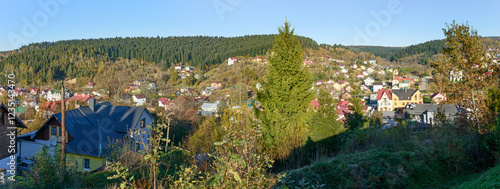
[377,89,392,100]
[45,101,61,111]
[66,93,92,103]
[337,105,350,116]
[309,100,319,109]
[134,94,146,99]
[338,100,350,106]
[158,97,170,103]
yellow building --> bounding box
[392,89,422,109]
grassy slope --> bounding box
[455,164,500,189]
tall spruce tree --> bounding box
[256,21,314,160]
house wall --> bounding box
[393,91,423,109]
[67,153,105,172]
[132,111,154,151]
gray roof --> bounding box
[392,89,418,100]
[36,102,153,157]
[405,104,459,117]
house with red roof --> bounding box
[377,89,393,111]
[66,93,93,108]
[86,81,95,89]
[30,88,40,95]
[158,97,170,107]
[228,57,238,65]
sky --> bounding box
[1,0,499,51]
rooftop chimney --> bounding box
[89,98,97,112]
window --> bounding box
[59,128,62,136]
[140,119,145,128]
[51,127,57,136]
[84,158,90,170]
[136,142,140,152]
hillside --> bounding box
[0,35,318,85]
[348,37,500,65]
[347,45,404,59]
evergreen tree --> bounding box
[308,88,343,142]
[256,21,314,160]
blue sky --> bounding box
[1,0,498,51]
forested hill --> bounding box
[347,46,403,59]
[389,39,445,62]
[0,35,318,84]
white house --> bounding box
[200,102,220,116]
[449,69,463,82]
[46,89,72,101]
[372,82,384,93]
[369,59,377,65]
[377,89,393,111]
[341,68,348,73]
[228,57,238,65]
[364,77,375,86]
[133,94,147,106]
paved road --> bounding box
[420,76,432,91]
[420,77,427,90]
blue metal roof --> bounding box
[49,102,152,157]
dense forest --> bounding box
[0,35,318,85]
[347,45,403,59]
[389,39,445,63]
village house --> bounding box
[430,92,447,104]
[377,89,393,111]
[341,68,349,73]
[132,94,147,106]
[211,81,222,89]
[228,57,238,65]
[404,104,459,126]
[372,82,384,93]
[46,89,72,101]
[364,77,375,86]
[20,100,154,172]
[0,103,27,175]
[30,88,40,95]
[200,102,220,116]
[158,97,170,107]
[369,59,377,65]
[174,65,184,71]
[86,81,95,89]
[303,60,312,67]
[360,84,370,91]
[399,80,411,89]
[356,73,365,79]
[449,70,463,83]
[392,89,423,109]
[340,92,352,100]
[66,93,93,108]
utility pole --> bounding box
[61,84,66,168]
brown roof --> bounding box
[134,94,146,99]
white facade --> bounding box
[228,58,237,65]
[133,96,146,106]
[377,93,392,111]
[372,84,384,93]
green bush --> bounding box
[19,146,78,189]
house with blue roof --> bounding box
[30,99,154,172]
